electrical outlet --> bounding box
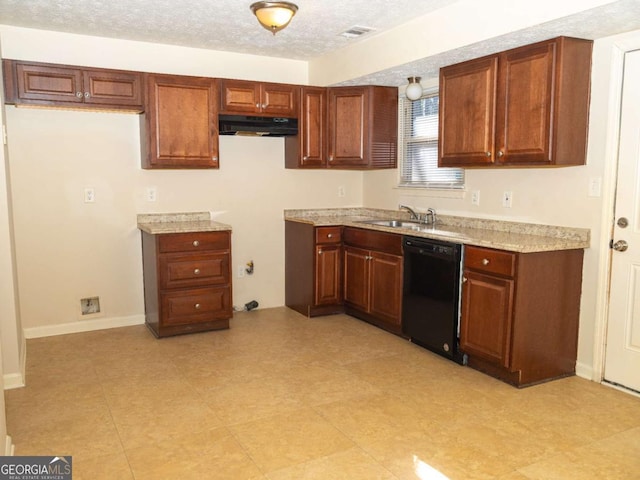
[237,266,245,278]
[84,188,95,203]
[146,187,157,202]
[502,191,513,208]
[471,190,480,206]
[338,186,346,197]
[588,177,602,197]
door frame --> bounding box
[592,32,640,384]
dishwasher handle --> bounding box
[403,238,461,261]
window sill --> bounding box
[394,185,465,199]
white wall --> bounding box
[0,27,363,334]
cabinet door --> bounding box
[343,246,370,311]
[300,87,327,167]
[328,87,368,166]
[315,245,342,305]
[439,56,498,167]
[143,74,219,169]
[15,63,84,104]
[369,251,403,326]
[220,79,261,114]
[460,269,514,368]
[83,69,142,108]
[261,83,298,116]
[495,42,555,165]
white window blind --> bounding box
[399,91,464,188]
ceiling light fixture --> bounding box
[405,77,423,101]
[250,1,298,35]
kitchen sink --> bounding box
[356,219,424,230]
[356,219,469,239]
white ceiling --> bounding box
[1,0,640,86]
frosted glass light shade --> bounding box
[251,2,298,34]
[406,77,423,101]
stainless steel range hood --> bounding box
[218,115,298,136]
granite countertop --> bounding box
[284,208,590,253]
[137,212,231,234]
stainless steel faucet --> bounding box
[425,207,437,225]
[399,204,420,221]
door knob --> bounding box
[612,240,629,252]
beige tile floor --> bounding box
[6,307,640,479]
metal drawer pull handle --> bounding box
[318,250,323,255]
[194,303,201,309]
[76,92,83,98]
[192,240,200,247]
[84,92,90,98]
[482,258,490,265]
[194,268,200,275]
[486,152,491,157]
[462,277,467,283]
[327,233,333,238]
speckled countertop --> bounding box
[137,212,231,234]
[285,208,590,253]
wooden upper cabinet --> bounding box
[439,56,497,166]
[219,79,298,116]
[285,86,327,168]
[327,86,397,169]
[439,36,592,168]
[141,73,219,169]
[2,59,143,111]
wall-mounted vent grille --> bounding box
[339,25,375,38]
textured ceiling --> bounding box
[1,0,640,86]
[0,0,459,60]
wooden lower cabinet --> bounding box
[343,227,403,334]
[460,245,584,386]
[285,221,343,316]
[142,230,232,337]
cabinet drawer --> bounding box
[158,231,230,253]
[315,226,342,244]
[161,287,231,326]
[465,246,516,277]
[160,253,229,289]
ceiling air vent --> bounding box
[339,25,375,39]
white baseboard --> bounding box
[575,361,595,381]
[4,436,13,456]
[3,335,26,390]
[23,314,145,339]
[2,373,24,390]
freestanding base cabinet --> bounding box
[141,230,232,337]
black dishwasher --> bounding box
[402,236,465,364]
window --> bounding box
[399,90,464,188]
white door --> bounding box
[605,48,640,392]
